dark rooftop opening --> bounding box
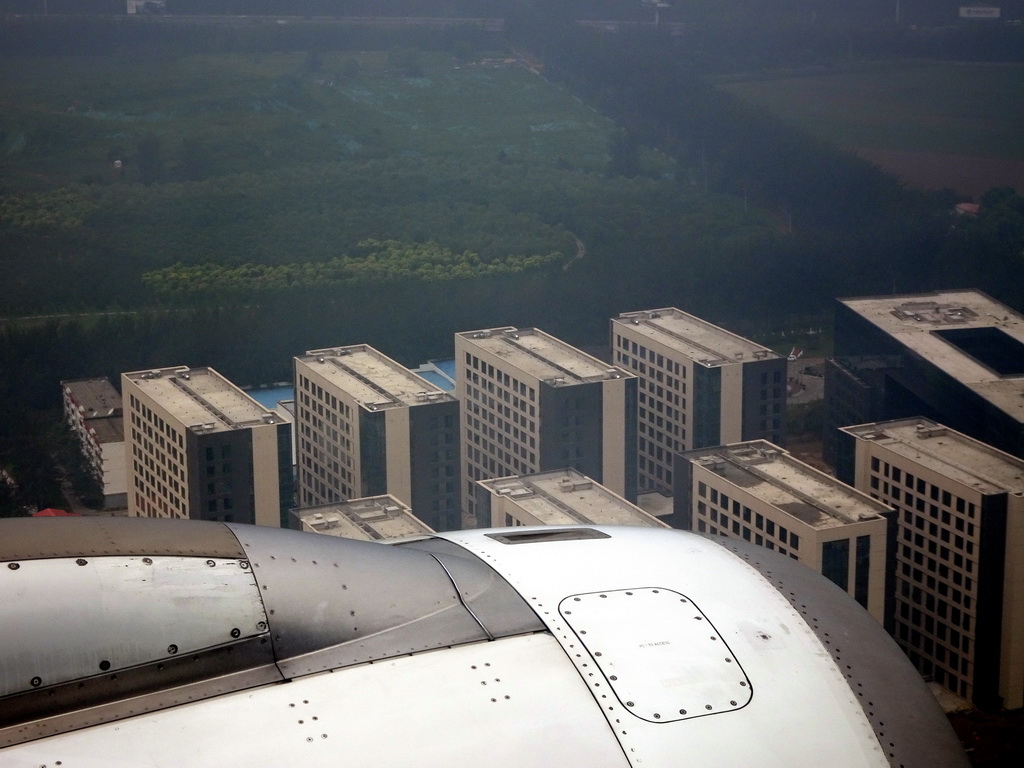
[933,327,1024,376]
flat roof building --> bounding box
[477,469,669,529]
[838,417,1024,710]
[294,345,460,531]
[122,366,292,526]
[825,290,1024,466]
[674,440,893,626]
[456,327,637,524]
[61,378,127,509]
[611,308,786,494]
[291,495,434,541]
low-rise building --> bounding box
[291,495,434,541]
[476,468,668,530]
[60,377,127,509]
[675,440,893,626]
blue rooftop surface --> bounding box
[247,386,294,408]
[410,358,456,392]
[418,370,454,391]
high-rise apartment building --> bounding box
[61,377,127,509]
[838,418,1024,709]
[456,327,637,523]
[611,308,786,493]
[122,366,291,526]
[476,469,668,530]
[294,345,460,531]
[825,290,1024,467]
[674,440,893,626]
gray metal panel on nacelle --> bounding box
[398,537,545,638]
[227,524,492,678]
[0,555,266,698]
[710,536,971,768]
[0,517,245,561]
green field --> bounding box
[0,50,615,189]
[0,50,650,313]
[718,61,1024,160]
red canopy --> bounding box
[33,508,79,516]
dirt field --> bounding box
[853,148,1024,199]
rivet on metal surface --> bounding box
[76,559,88,566]
[626,701,634,707]
[653,713,661,719]
[705,705,713,710]
[594,651,602,657]
[240,561,250,569]
[609,675,617,680]
[142,557,153,565]
[730,700,738,706]
[257,621,267,631]
[167,644,178,655]
[679,709,687,715]
[30,677,41,687]
[99,660,111,671]
[321,734,328,739]
[206,560,216,567]
[230,628,241,638]
[306,738,313,743]
[7,563,19,570]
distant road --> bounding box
[5,14,506,30]
[0,307,195,330]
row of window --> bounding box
[697,483,800,550]
[695,518,799,558]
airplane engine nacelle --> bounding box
[0,518,968,768]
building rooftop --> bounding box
[839,290,1024,420]
[298,346,455,410]
[480,469,667,527]
[293,496,434,541]
[841,418,1024,496]
[683,440,891,529]
[62,378,122,418]
[87,417,125,445]
[123,367,279,433]
[459,327,631,385]
[613,308,779,368]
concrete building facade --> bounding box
[611,308,786,494]
[825,290,1024,467]
[456,327,637,524]
[122,366,291,526]
[838,418,1024,710]
[61,378,127,509]
[294,346,460,531]
[674,440,893,626]
[477,468,669,530]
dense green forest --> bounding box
[2,10,1023,514]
